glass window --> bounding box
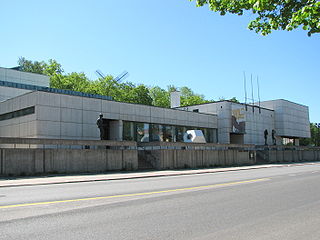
[175,126,186,142]
[162,125,174,142]
[136,123,149,142]
[149,124,162,142]
[123,121,134,141]
[0,106,35,121]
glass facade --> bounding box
[123,121,217,143]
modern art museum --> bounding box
[0,67,311,146]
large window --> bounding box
[149,124,162,142]
[122,121,217,143]
[162,125,174,142]
[123,121,134,141]
[136,123,149,142]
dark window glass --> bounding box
[0,106,35,121]
[149,124,162,142]
[123,121,134,141]
[162,125,173,142]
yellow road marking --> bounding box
[0,178,269,209]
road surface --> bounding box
[1,163,320,239]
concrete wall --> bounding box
[259,99,310,138]
[0,86,32,102]
[140,142,320,170]
[0,138,138,176]
[0,148,138,176]
[0,67,50,87]
[139,142,256,170]
[179,101,275,145]
[0,93,37,137]
[244,105,275,145]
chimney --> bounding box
[170,91,181,108]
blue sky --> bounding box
[1,0,319,122]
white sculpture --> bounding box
[183,130,206,143]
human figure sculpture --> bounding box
[96,113,105,140]
[264,129,268,145]
[272,129,276,145]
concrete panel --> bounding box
[61,108,82,123]
[120,103,135,115]
[218,150,226,166]
[61,122,83,138]
[302,150,315,161]
[2,149,35,175]
[123,149,138,170]
[38,92,61,107]
[202,150,219,167]
[276,150,284,163]
[37,121,61,136]
[83,110,101,124]
[106,150,122,170]
[37,105,61,121]
[82,124,99,139]
[60,95,82,109]
[87,150,107,172]
[102,101,121,114]
[283,150,293,162]
[82,98,102,112]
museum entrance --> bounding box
[230,133,244,144]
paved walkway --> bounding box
[0,162,319,188]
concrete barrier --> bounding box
[139,143,320,170]
[0,138,138,176]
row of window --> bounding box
[0,106,35,121]
[123,121,217,143]
[0,80,113,100]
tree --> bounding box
[191,0,320,36]
[18,57,63,75]
[17,57,215,107]
[229,97,240,103]
[149,86,171,108]
[300,123,320,146]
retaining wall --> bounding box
[0,137,138,176]
[139,142,320,170]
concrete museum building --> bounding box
[0,67,311,145]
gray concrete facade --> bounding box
[178,100,310,145]
[0,67,49,102]
[0,91,218,141]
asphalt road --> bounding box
[0,164,320,240]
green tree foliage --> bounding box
[18,57,63,75]
[17,57,238,107]
[179,86,211,106]
[191,0,320,36]
[300,123,320,146]
[149,86,171,108]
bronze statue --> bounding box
[272,129,276,145]
[96,113,105,140]
[264,129,268,145]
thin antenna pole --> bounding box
[251,74,254,112]
[257,76,261,113]
[257,76,261,106]
[243,72,247,104]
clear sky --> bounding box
[1,0,319,122]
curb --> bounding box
[0,162,319,188]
